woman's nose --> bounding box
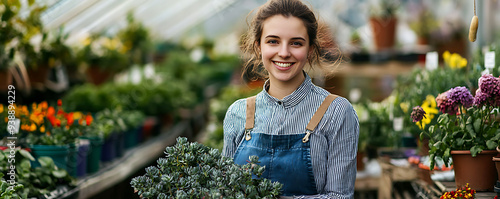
[278,44,291,58]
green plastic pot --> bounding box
[30,145,70,171]
[80,136,103,174]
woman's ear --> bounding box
[255,40,261,56]
[308,46,314,58]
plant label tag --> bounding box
[425,51,438,71]
[393,117,403,132]
[130,66,142,84]
[7,118,21,135]
[485,51,495,69]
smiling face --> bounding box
[259,14,310,87]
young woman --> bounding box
[222,0,359,198]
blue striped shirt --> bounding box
[222,74,359,199]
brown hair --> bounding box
[241,0,340,81]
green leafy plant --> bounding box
[353,98,396,152]
[76,33,129,73]
[131,137,282,198]
[0,148,74,198]
[368,0,400,18]
[205,85,260,150]
[0,173,26,199]
[117,12,154,65]
[409,10,438,40]
[0,0,47,70]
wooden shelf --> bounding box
[60,121,189,199]
[335,61,418,78]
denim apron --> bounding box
[233,94,337,196]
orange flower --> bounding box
[30,123,36,131]
[47,115,61,127]
[57,99,62,106]
[86,114,93,126]
[40,101,48,111]
[0,104,3,113]
[47,107,55,116]
[57,109,65,116]
[40,125,45,133]
[66,112,74,127]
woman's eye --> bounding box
[292,42,303,46]
[267,40,278,44]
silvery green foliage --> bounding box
[131,137,282,199]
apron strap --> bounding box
[245,96,257,130]
[245,96,257,140]
[303,94,338,143]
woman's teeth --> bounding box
[274,62,293,67]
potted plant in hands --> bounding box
[131,137,282,198]
[412,74,500,191]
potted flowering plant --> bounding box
[412,74,500,191]
[15,100,93,174]
[77,33,128,85]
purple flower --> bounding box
[411,106,426,122]
[478,74,500,95]
[447,86,473,108]
[437,91,457,115]
[473,90,490,107]
[474,87,500,107]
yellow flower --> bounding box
[459,57,467,68]
[81,36,91,46]
[416,95,439,129]
[443,51,451,65]
[40,125,45,133]
[30,123,36,131]
[400,102,409,113]
[0,104,3,113]
[73,112,83,120]
[444,52,467,69]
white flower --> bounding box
[190,48,204,63]
[29,34,43,53]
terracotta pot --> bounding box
[451,150,498,191]
[370,16,397,51]
[493,156,500,182]
[356,151,365,171]
[0,70,13,91]
[86,66,115,85]
[27,66,49,85]
[417,37,429,45]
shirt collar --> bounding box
[262,72,313,108]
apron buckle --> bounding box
[302,130,312,143]
[245,129,252,141]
